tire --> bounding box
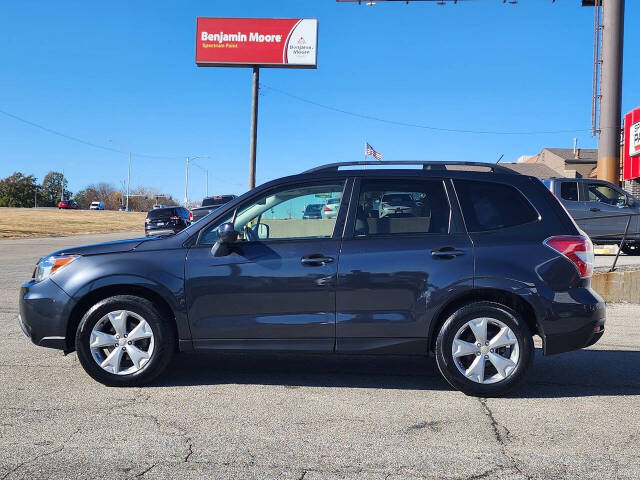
[75,295,175,387]
[621,242,640,256]
[435,301,534,397]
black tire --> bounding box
[75,295,175,387]
[435,301,534,397]
[621,242,640,256]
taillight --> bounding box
[544,235,594,278]
[189,211,193,221]
[323,206,331,212]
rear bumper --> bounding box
[19,278,76,351]
[541,287,606,355]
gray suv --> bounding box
[19,162,605,396]
[543,178,640,255]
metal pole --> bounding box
[611,213,631,272]
[34,187,37,208]
[598,0,625,185]
[364,141,367,170]
[206,169,209,197]
[127,152,131,211]
[249,67,259,190]
[184,156,189,205]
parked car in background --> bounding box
[378,192,416,218]
[302,204,324,219]
[191,195,236,223]
[20,161,604,396]
[543,177,640,255]
[89,201,105,210]
[57,200,78,210]
[321,197,341,219]
[144,206,191,236]
[153,204,165,209]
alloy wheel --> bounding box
[89,310,155,375]
[451,317,520,384]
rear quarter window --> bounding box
[454,180,539,232]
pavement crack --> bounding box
[133,464,156,478]
[297,470,307,480]
[183,437,193,462]
[406,420,442,433]
[1,446,63,480]
[478,398,531,480]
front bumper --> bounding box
[19,278,76,351]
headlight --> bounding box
[34,255,78,282]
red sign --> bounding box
[195,18,318,68]
[623,107,640,180]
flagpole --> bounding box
[364,141,367,170]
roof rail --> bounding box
[303,161,518,175]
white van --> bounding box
[89,201,105,210]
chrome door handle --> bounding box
[590,207,601,212]
[431,247,465,258]
[301,255,334,266]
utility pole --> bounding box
[61,169,65,201]
[184,155,209,205]
[127,152,131,211]
[249,67,259,190]
[184,156,190,206]
[597,0,625,184]
[206,169,209,197]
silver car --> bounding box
[378,193,417,218]
[321,197,342,219]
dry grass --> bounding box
[0,208,146,238]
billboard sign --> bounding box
[196,18,318,68]
[623,107,640,180]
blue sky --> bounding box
[1,0,638,203]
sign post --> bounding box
[195,17,318,189]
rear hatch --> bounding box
[146,208,178,230]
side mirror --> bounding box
[627,197,636,207]
[217,222,238,244]
[211,222,237,257]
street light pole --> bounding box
[184,156,190,206]
[127,152,131,211]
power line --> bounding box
[261,84,590,136]
[0,108,183,160]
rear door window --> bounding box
[560,182,579,202]
[355,179,451,236]
[454,180,539,232]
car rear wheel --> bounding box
[75,295,175,387]
[435,301,533,397]
[621,242,640,256]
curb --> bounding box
[592,269,640,303]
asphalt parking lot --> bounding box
[1,233,639,479]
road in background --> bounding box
[1,233,639,479]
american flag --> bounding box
[365,143,383,161]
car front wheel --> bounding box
[435,301,533,397]
[75,295,175,387]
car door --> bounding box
[335,177,474,354]
[185,179,350,352]
[581,181,635,241]
[555,180,588,227]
